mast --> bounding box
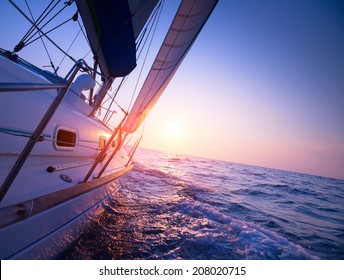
[75,0,159,113]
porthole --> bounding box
[54,127,77,151]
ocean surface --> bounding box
[62,148,344,260]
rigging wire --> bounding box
[99,0,165,126]
[23,15,78,50]
[135,0,164,60]
[8,0,165,135]
[99,25,150,124]
[15,0,59,52]
[10,0,96,82]
[100,11,158,110]
[127,0,165,113]
[9,0,79,67]
[101,76,128,106]
[104,99,128,126]
[102,77,127,124]
[57,21,82,70]
[24,0,58,75]
[21,1,74,49]
[77,17,92,54]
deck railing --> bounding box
[0,60,86,202]
[0,83,66,92]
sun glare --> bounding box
[167,122,182,138]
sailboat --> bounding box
[0,0,218,259]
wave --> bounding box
[62,148,344,260]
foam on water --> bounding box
[62,148,344,260]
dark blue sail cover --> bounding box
[76,0,158,78]
[91,0,136,77]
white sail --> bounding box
[123,0,218,133]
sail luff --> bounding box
[123,0,218,134]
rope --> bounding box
[57,18,82,70]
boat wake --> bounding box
[61,149,344,259]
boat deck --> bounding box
[0,149,131,208]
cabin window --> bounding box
[54,127,77,151]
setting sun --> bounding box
[166,122,182,138]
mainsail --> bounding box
[76,0,159,78]
[123,0,218,134]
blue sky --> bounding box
[141,0,344,179]
[1,0,343,179]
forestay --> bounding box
[123,0,218,134]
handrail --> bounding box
[126,134,143,166]
[82,112,128,183]
[95,127,123,179]
[0,83,65,92]
[0,60,84,203]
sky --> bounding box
[138,0,344,179]
[1,0,343,179]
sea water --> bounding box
[63,148,344,260]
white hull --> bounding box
[0,51,133,259]
[0,0,217,259]
[1,181,118,259]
